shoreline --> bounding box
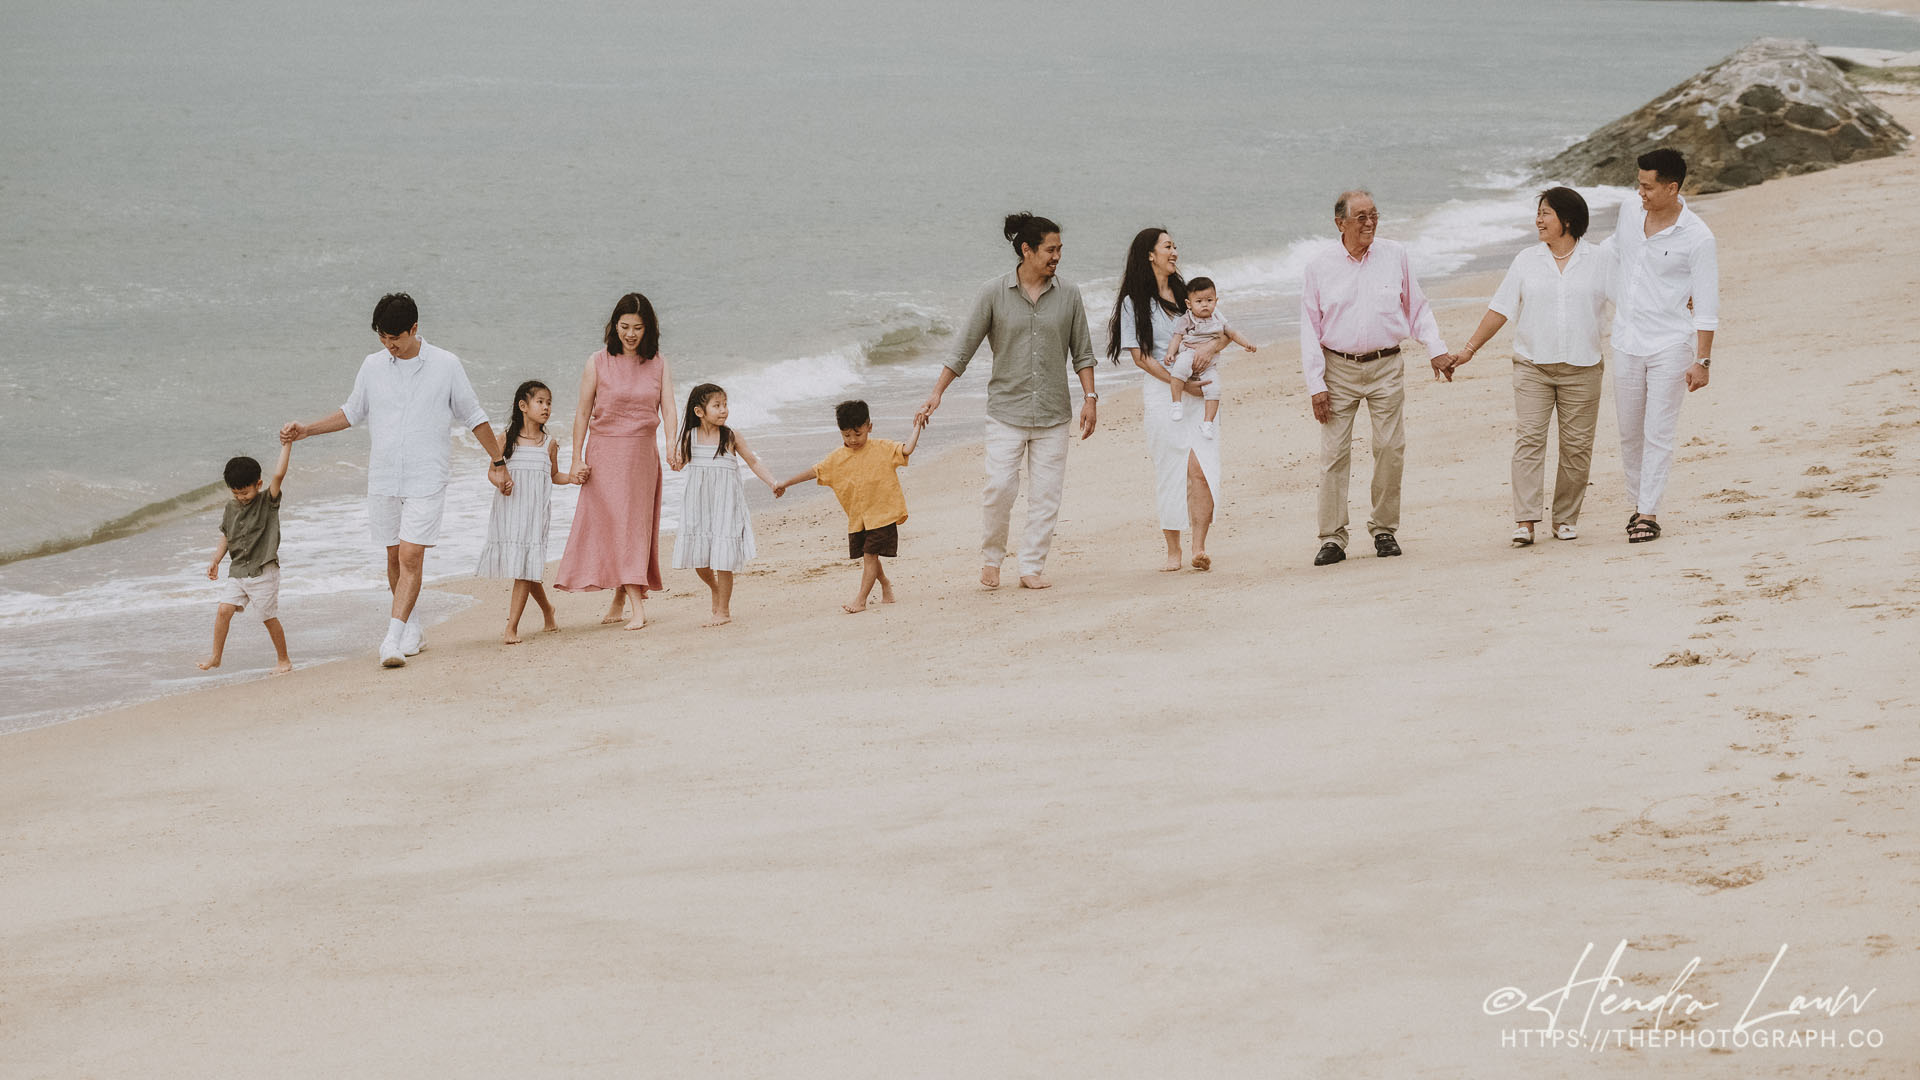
[5,93,1916,1079]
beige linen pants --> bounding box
[1511,359,1604,525]
[1318,349,1404,549]
[982,417,1071,577]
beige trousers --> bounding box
[1510,359,1603,525]
[1318,349,1404,549]
[982,417,1071,577]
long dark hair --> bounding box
[1106,227,1186,364]
[678,382,737,462]
[603,291,660,359]
[501,379,549,460]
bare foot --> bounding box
[624,615,648,631]
[503,629,522,645]
[1192,553,1211,571]
[878,581,895,604]
[600,610,626,625]
[196,656,221,671]
[980,566,1001,589]
[702,613,732,627]
[541,620,560,633]
[273,659,293,675]
[1160,554,1182,572]
[1019,574,1052,590]
[842,601,867,614]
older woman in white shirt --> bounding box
[1445,187,1611,546]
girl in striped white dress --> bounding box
[475,380,579,643]
[671,383,780,626]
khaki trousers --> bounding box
[1318,349,1404,549]
[1510,359,1603,525]
[982,417,1071,577]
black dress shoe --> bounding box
[1374,533,1402,557]
[1314,542,1346,566]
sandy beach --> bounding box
[4,92,1917,1078]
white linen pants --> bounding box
[982,417,1070,577]
[1613,344,1693,515]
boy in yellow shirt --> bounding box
[775,400,923,613]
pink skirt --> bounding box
[554,434,663,594]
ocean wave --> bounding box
[857,303,952,363]
[0,480,230,567]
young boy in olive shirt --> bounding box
[774,400,923,614]
[199,441,293,673]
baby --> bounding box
[1165,276,1257,437]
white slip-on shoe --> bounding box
[1170,400,1183,421]
[401,623,425,656]
[380,633,406,668]
[1554,523,1578,541]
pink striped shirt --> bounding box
[1298,238,1447,395]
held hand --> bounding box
[1311,391,1332,425]
[279,421,305,444]
[1685,362,1710,392]
[573,462,590,485]
[489,463,513,496]
[773,484,786,498]
[1430,353,1455,382]
[1079,399,1097,440]
[914,393,941,428]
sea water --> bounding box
[4,0,1916,727]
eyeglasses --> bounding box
[1345,212,1380,224]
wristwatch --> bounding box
[491,457,506,467]
[1084,392,1099,402]
[1696,356,1712,369]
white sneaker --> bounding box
[1170,400,1184,421]
[379,633,406,668]
[401,623,425,656]
[1200,420,1217,439]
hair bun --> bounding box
[1003,212,1034,244]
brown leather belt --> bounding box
[1323,345,1402,363]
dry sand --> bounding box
[4,100,1917,1080]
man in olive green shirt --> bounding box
[916,213,1098,590]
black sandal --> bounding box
[1625,512,1642,534]
[1628,518,1661,543]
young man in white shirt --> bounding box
[1608,148,1718,544]
[281,293,513,667]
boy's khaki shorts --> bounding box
[219,563,281,621]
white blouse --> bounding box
[1488,240,1613,368]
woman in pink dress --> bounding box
[555,292,680,629]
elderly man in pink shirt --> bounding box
[1299,189,1449,566]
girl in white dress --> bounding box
[672,383,780,626]
[475,380,579,643]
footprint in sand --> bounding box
[1655,649,1708,668]
[1804,464,1831,475]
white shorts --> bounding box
[1167,351,1224,401]
[218,563,281,621]
[367,490,447,548]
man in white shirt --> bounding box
[1608,148,1718,544]
[1298,189,1449,566]
[281,293,512,667]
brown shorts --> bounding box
[848,523,899,559]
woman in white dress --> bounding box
[1444,187,1612,546]
[1107,228,1229,571]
